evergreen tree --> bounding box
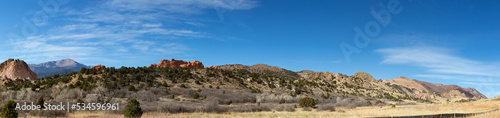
[1,100,18,118]
[124,98,143,118]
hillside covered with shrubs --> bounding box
[0,64,481,117]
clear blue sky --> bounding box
[1,0,500,97]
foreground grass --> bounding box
[347,100,499,117]
[23,100,500,118]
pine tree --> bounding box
[1,100,18,118]
[124,98,142,118]
[35,96,45,109]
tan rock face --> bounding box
[352,72,376,82]
[0,59,37,80]
[91,65,106,70]
[149,59,204,69]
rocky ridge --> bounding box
[381,76,487,102]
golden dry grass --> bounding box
[22,100,500,118]
[469,109,500,118]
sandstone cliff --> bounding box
[0,59,37,80]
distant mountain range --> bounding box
[28,59,90,78]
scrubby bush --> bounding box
[16,89,38,101]
[35,96,44,109]
[52,88,85,102]
[318,103,335,111]
[105,88,127,98]
[0,91,16,102]
[149,87,166,96]
[302,107,312,111]
[158,102,199,113]
[128,90,157,102]
[376,100,386,106]
[279,99,285,104]
[1,100,18,118]
[128,85,135,91]
[198,89,256,104]
[203,97,227,113]
[230,105,271,112]
[257,93,303,103]
[77,99,84,106]
[124,98,143,118]
[193,93,200,99]
[298,97,316,107]
[274,105,295,112]
[334,97,370,108]
[321,93,329,99]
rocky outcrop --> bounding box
[299,71,336,81]
[0,59,37,80]
[91,65,106,70]
[352,72,376,82]
[463,87,487,99]
[442,90,467,98]
[149,59,204,69]
[207,65,218,69]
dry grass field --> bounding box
[20,99,500,118]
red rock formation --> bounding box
[0,59,37,80]
[91,65,106,70]
[149,59,204,69]
[207,65,218,69]
[149,64,158,68]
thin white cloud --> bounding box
[106,0,258,14]
[377,46,499,77]
[185,22,205,27]
[414,74,499,83]
[461,82,500,86]
[10,22,202,64]
[377,46,500,98]
[142,23,163,28]
[148,43,189,54]
[9,0,259,64]
[414,74,459,80]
